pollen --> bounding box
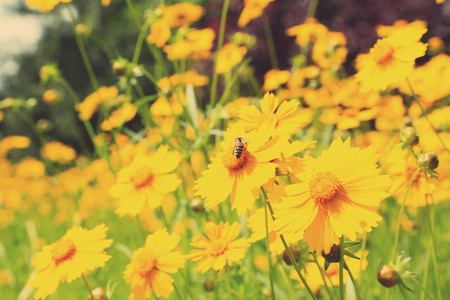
[371,39,395,66]
[132,248,158,277]
[52,238,77,265]
[309,171,342,203]
[222,146,249,171]
[207,240,228,256]
[131,167,154,189]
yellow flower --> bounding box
[238,93,311,136]
[163,28,215,61]
[100,102,137,131]
[376,20,426,37]
[28,224,112,300]
[15,157,46,178]
[164,3,205,28]
[216,43,247,74]
[40,141,77,163]
[286,18,328,47]
[263,69,291,91]
[147,18,171,48]
[110,146,182,217]
[76,86,119,120]
[194,123,289,215]
[355,21,428,92]
[238,0,275,28]
[0,110,3,123]
[226,97,251,118]
[187,222,250,272]
[0,136,31,157]
[124,229,185,299]
[26,0,61,12]
[274,138,391,254]
[312,31,348,69]
[42,89,59,104]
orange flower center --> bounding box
[207,240,228,257]
[372,39,395,66]
[222,146,249,171]
[309,171,342,203]
[52,238,77,265]
[134,248,158,277]
[131,167,154,189]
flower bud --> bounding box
[112,61,126,77]
[401,126,419,147]
[322,244,340,263]
[76,24,87,37]
[88,287,105,300]
[423,152,439,170]
[190,197,203,213]
[282,246,299,266]
[36,119,51,131]
[262,288,272,297]
[377,265,397,288]
[204,278,214,292]
[42,89,59,104]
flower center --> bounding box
[207,240,227,256]
[133,248,157,277]
[222,146,249,171]
[131,167,153,189]
[52,238,77,265]
[309,171,342,203]
[371,39,395,66]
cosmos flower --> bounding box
[355,21,428,92]
[187,222,249,272]
[110,145,182,217]
[28,224,112,300]
[194,123,289,215]
[274,138,391,254]
[124,229,185,299]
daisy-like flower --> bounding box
[110,145,182,217]
[274,138,391,254]
[187,222,249,272]
[124,229,185,299]
[28,224,112,300]
[238,93,311,136]
[194,123,289,215]
[355,21,428,92]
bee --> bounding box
[233,136,249,159]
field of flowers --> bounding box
[1,0,450,299]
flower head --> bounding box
[274,138,391,253]
[28,224,112,300]
[110,145,182,216]
[194,123,289,215]
[124,229,185,299]
[40,141,77,163]
[187,222,250,272]
[355,21,428,92]
[216,43,247,74]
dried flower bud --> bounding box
[204,278,214,292]
[322,244,340,263]
[88,287,105,300]
[401,127,419,147]
[282,246,299,266]
[190,197,203,213]
[112,61,126,77]
[377,265,397,288]
[36,119,51,131]
[423,152,439,170]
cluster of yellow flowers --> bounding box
[0,0,448,299]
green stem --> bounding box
[347,265,362,300]
[262,190,318,300]
[173,282,185,300]
[261,12,278,70]
[420,238,431,300]
[66,4,99,91]
[305,0,320,19]
[132,19,151,65]
[424,194,442,300]
[390,168,421,261]
[125,0,141,28]
[81,274,95,300]
[277,264,295,300]
[313,255,336,300]
[406,78,450,154]
[225,267,233,300]
[339,236,345,300]
[209,0,231,109]
[410,277,434,300]
[264,199,277,300]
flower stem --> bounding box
[406,78,449,154]
[81,274,95,300]
[347,264,362,300]
[261,12,278,70]
[262,189,318,300]
[390,167,421,261]
[305,0,320,19]
[313,255,336,300]
[173,282,185,300]
[264,199,276,300]
[209,0,230,109]
[225,267,233,300]
[339,235,345,300]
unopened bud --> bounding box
[204,278,214,292]
[423,152,439,170]
[76,24,87,37]
[88,287,105,300]
[402,127,419,147]
[36,119,51,131]
[42,89,59,104]
[190,198,203,213]
[377,265,397,288]
[282,246,299,266]
[112,61,126,76]
[262,288,272,297]
[322,244,340,263]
